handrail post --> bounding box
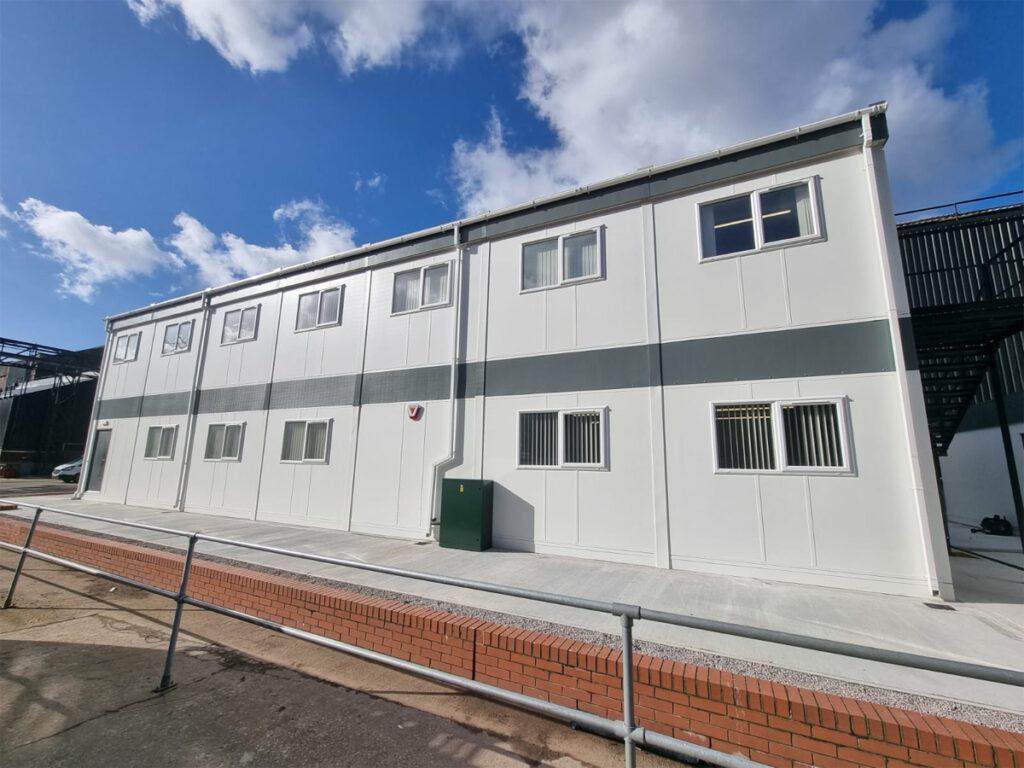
[3,507,42,609]
[155,533,199,692]
[619,610,637,768]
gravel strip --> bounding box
[6,515,1022,733]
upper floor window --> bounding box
[518,408,607,469]
[713,399,850,473]
[161,321,193,355]
[221,305,259,345]
[522,229,602,291]
[699,180,820,260]
[392,263,450,314]
[205,422,244,461]
[113,332,141,363]
[144,425,177,460]
[281,419,330,463]
[296,287,343,331]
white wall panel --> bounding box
[143,311,203,395]
[940,419,1024,524]
[102,327,156,399]
[85,423,134,502]
[483,390,656,565]
[125,417,184,509]
[184,412,265,518]
[202,298,281,388]
[256,406,354,529]
[273,273,367,380]
[486,209,648,360]
[351,400,451,537]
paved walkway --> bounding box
[2,494,1022,719]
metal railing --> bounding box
[3,501,1023,768]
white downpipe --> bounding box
[427,225,464,535]
[73,323,114,499]
[175,291,213,511]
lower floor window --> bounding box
[281,420,330,462]
[144,425,177,459]
[518,408,606,468]
[713,399,849,473]
[205,423,244,460]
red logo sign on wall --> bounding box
[407,404,424,421]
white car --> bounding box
[52,457,83,483]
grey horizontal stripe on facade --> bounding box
[269,376,359,409]
[661,319,895,385]
[197,383,272,414]
[361,365,451,404]
[483,345,657,397]
[462,121,864,243]
[140,391,191,417]
[96,319,897,417]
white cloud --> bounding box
[170,199,356,288]
[127,0,434,75]
[452,0,1019,214]
[353,172,387,193]
[8,197,356,300]
[15,199,178,301]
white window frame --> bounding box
[710,397,853,475]
[161,320,194,355]
[516,407,608,470]
[697,178,822,262]
[220,305,260,345]
[203,422,245,461]
[519,227,604,293]
[390,262,452,315]
[280,419,331,464]
[143,425,177,460]
[295,286,344,332]
[112,331,141,363]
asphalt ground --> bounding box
[0,477,75,497]
[0,550,683,768]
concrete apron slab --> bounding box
[3,495,1022,719]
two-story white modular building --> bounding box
[76,104,954,599]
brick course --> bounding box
[2,516,1021,768]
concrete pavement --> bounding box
[1,493,1021,727]
[1,550,679,768]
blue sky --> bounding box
[1,0,1021,351]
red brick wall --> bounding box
[2,517,1021,768]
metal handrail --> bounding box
[3,501,1023,768]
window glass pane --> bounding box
[222,310,240,344]
[126,333,140,361]
[714,404,775,470]
[205,424,225,459]
[296,293,318,330]
[422,265,449,306]
[223,424,242,459]
[522,239,558,290]
[145,426,161,458]
[282,422,305,461]
[563,411,602,464]
[392,270,419,313]
[158,427,175,458]
[701,196,754,257]
[318,288,341,325]
[304,421,328,460]
[163,325,178,354]
[114,336,129,361]
[519,412,558,466]
[761,184,813,244]
[563,232,599,281]
[239,307,258,340]
[783,403,843,467]
[177,322,192,351]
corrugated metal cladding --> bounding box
[897,204,1024,401]
[897,204,1024,309]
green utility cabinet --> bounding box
[439,479,493,551]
